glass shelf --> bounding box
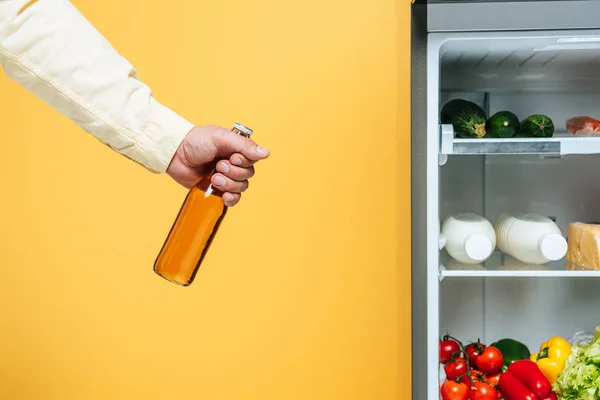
[439,124,600,156]
[439,251,600,278]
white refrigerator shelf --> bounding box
[439,124,600,157]
[439,262,600,279]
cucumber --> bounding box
[520,114,554,138]
[441,99,487,138]
[487,111,520,138]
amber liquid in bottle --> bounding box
[154,123,253,286]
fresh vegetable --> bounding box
[466,341,486,367]
[485,373,501,387]
[487,111,520,138]
[529,337,571,385]
[461,369,485,388]
[498,360,555,400]
[520,114,555,138]
[492,338,531,372]
[484,373,503,399]
[445,357,469,381]
[470,381,499,400]
[441,337,462,364]
[442,380,470,400]
[553,325,600,400]
[476,346,504,375]
[441,99,487,138]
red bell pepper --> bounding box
[498,360,557,400]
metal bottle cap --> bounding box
[234,122,253,136]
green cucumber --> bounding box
[520,114,554,138]
[441,99,487,138]
[487,111,520,138]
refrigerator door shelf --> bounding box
[439,124,600,156]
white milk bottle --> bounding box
[441,213,496,264]
[495,212,567,264]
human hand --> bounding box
[166,125,270,207]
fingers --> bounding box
[222,193,241,207]
[216,160,255,180]
[211,173,249,195]
[212,129,270,162]
[229,153,256,168]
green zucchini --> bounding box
[441,99,487,138]
[520,114,555,138]
[487,111,520,138]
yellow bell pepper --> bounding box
[530,336,571,384]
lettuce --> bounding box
[553,326,600,400]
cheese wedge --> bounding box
[566,223,600,270]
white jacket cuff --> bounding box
[130,103,194,173]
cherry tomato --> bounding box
[460,369,484,388]
[440,339,461,364]
[484,374,503,399]
[441,380,469,400]
[469,381,498,400]
[465,342,486,367]
[476,346,504,375]
[445,357,468,381]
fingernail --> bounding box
[257,146,269,155]
[213,175,226,186]
[217,162,230,173]
[232,157,243,166]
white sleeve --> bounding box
[0,0,194,173]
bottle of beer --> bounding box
[154,123,253,286]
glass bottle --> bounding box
[154,123,253,286]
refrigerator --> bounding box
[411,1,600,399]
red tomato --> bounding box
[440,339,461,364]
[469,381,498,400]
[484,374,502,399]
[445,358,468,381]
[465,342,486,367]
[476,346,504,375]
[441,381,469,400]
[460,369,484,388]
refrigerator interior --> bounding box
[428,29,600,397]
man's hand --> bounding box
[166,125,270,207]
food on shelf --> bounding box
[495,213,567,265]
[491,339,531,372]
[441,380,469,400]
[445,356,469,381]
[520,115,555,138]
[530,337,571,385]
[566,261,598,271]
[498,360,556,400]
[566,116,600,136]
[441,213,496,264]
[553,326,600,399]
[565,222,600,270]
[567,331,594,346]
[439,335,503,400]
[441,99,487,138]
[441,337,462,364]
[469,381,499,400]
[487,111,520,138]
[439,334,564,400]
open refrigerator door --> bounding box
[411,1,600,399]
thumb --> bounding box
[212,129,270,161]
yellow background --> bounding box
[0,0,411,399]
